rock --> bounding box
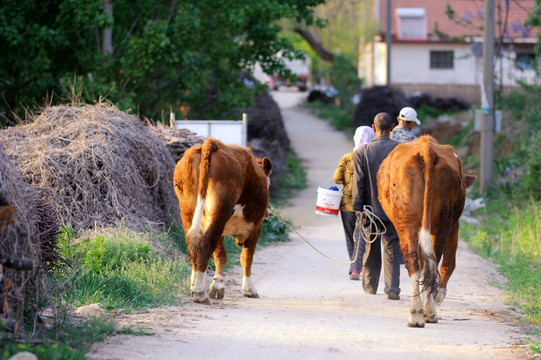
[75,303,107,318]
[8,352,37,360]
[39,307,55,328]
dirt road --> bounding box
[88,90,528,360]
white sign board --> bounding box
[474,109,501,133]
[175,113,247,147]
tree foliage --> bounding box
[525,0,541,74]
[0,0,324,124]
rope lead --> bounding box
[267,205,385,265]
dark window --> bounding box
[515,52,535,70]
[430,51,454,69]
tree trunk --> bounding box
[293,26,358,74]
[102,0,114,55]
[294,27,334,62]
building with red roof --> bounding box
[359,0,538,103]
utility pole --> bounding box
[481,0,495,192]
[386,0,392,85]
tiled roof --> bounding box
[379,0,537,40]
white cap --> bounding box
[398,107,421,125]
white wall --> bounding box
[390,42,537,88]
[391,43,480,86]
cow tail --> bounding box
[187,139,217,241]
[418,139,439,295]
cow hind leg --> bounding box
[240,232,260,298]
[408,272,425,328]
[191,268,210,304]
[191,221,226,304]
[436,223,459,305]
[422,287,438,323]
[435,287,447,305]
[209,236,227,300]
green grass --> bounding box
[460,198,541,352]
[0,342,87,360]
[304,102,354,132]
[54,226,191,312]
[457,84,541,354]
[272,147,307,205]
[1,316,150,359]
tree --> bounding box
[525,0,541,75]
[0,0,324,124]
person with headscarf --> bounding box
[333,126,376,280]
[352,113,401,300]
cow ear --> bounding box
[262,157,272,176]
[464,174,477,188]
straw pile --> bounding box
[0,103,180,232]
[148,120,204,163]
[0,142,56,320]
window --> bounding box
[430,51,454,69]
[396,8,426,40]
[515,52,535,70]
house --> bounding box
[358,0,538,103]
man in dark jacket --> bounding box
[352,112,402,300]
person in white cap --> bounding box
[390,107,421,143]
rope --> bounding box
[353,205,387,245]
[267,205,385,265]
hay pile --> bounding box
[0,103,180,232]
[149,121,204,163]
[0,142,52,320]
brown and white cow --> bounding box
[378,135,476,327]
[173,137,272,304]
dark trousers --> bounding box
[362,220,401,295]
[340,211,364,274]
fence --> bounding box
[173,112,247,147]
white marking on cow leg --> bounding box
[209,274,225,300]
[190,268,196,291]
[187,196,205,240]
[242,276,259,298]
[435,286,447,305]
[408,272,425,328]
[191,270,209,304]
[422,287,438,323]
[419,228,434,259]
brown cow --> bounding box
[378,135,476,327]
[173,137,272,304]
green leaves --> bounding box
[0,0,325,123]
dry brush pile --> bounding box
[0,103,182,232]
[0,103,200,323]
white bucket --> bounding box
[315,186,343,216]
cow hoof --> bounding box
[435,288,447,305]
[209,286,225,300]
[408,312,425,328]
[424,314,438,323]
[243,290,260,298]
[192,291,210,305]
